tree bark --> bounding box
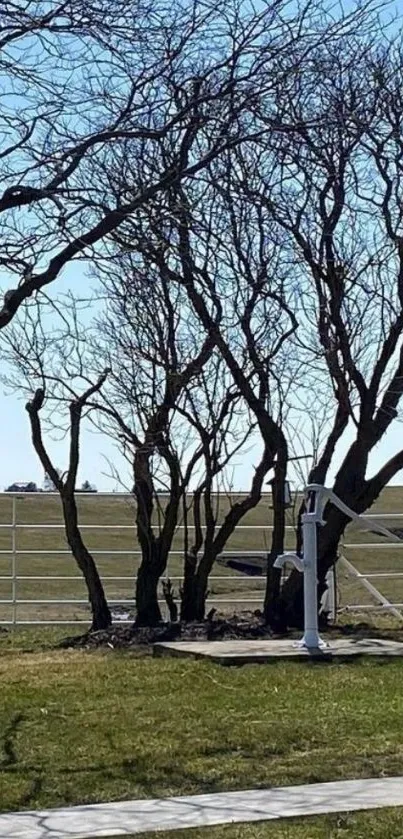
[133,444,183,626]
[263,449,287,627]
[134,451,163,626]
[180,552,198,621]
[193,568,210,622]
[62,497,112,631]
[181,561,210,622]
[135,560,162,626]
[181,443,277,621]
[26,385,112,632]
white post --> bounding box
[321,568,336,622]
[11,495,17,627]
[300,499,323,648]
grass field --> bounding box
[1,629,403,817]
[103,810,403,839]
[0,487,403,624]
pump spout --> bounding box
[273,552,304,573]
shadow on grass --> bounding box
[329,622,403,642]
[0,751,240,810]
[0,713,25,768]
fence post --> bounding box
[11,495,17,627]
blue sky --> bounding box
[2,360,403,493]
[1,401,130,491]
[2,249,403,493]
[1,0,403,494]
[0,260,132,491]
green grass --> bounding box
[0,626,72,652]
[98,809,403,838]
[1,635,403,813]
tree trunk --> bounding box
[263,455,287,628]
[180,552,198,621]
[263,556,284,628]
[274,569,305,629]
[135,560,162,625]
[133,451,165,626]
[162,579,178,622]
[62,496,112,631]
[180,576,207,622]
[193,568,209,622]
[180,556,210,622]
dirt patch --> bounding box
[57,610,280,650]
[56,611,403,652]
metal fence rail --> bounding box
[2,492,402,625]
[341,522,403,618]
[0,493,275,625]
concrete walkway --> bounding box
[154,637,403,665]
[1,777,403,839]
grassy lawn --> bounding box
[1,630,403,814]
[98,809,403,837]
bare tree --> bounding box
[176,367,255,621]
[0,0,396,635]
[0,0,360,328]
[107,5,401,629]
[88,253,219,624]
[0,0,315,630]
[91,237,267,624]
[235,34,403,625]
[26,372,112,630]
[106,157,300,622]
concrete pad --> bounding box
[2,777,403,838]
[153,637,403,665]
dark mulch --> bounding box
[57,610,279,650]
[57,611,403,652]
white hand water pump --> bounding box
[274,483,401,649]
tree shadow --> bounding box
[0,712,24,768]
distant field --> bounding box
[0,487,403,625]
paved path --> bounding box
[1,777,403,839]
[154,637,403,665]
